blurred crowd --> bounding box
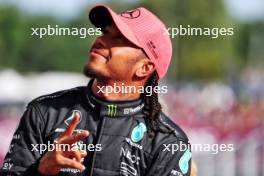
[162,67,264,175]
[163,67,264,140]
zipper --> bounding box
[89,116,106,176]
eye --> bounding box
[113,34,125,42]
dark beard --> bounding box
[83,65,109,81]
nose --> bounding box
[93,37,106,49]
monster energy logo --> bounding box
[107,104,117,117]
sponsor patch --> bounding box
[107,104,117,117]
[171,170,183,176]
[64,110,82,126]
[131,123,146,143]
[179,149,192,174]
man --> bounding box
[0,4,192,176]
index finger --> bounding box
[61,111,80,137]
[60,130,89,145]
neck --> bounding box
[91,78,143,101]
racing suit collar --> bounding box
[85,79,145,117]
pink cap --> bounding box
[89,4,172,80]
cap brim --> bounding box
[89,5,141,47]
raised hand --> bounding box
[38,112,89,175]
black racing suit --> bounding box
[0,80,192,176]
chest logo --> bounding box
[179,149,192,174]
[107,104,117,117]
[65,110,82,126]
[131,123,146,143]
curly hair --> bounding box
[142,71,162,134]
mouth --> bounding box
[90,48,108,60]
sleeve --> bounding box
[145,140,192,176]
[0,103,45,176]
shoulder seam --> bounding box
[33,87,83,102]
[30,103,45,130]
[158,114,177,134]
[27,103,46,134]
[158,114,189,142]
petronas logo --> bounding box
[107,104,117,117]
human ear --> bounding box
[134,59,155,78]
